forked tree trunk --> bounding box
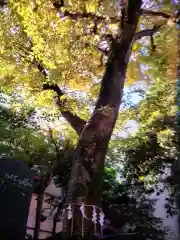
[62,0,142,237]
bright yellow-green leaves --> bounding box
[0,0,103,128]
[107,0,178,181]
[126,61,142,85]
[0,0,178,144]
[157,128,175,149]
[139,175,145,181]
[85,0,99,13]
[0,0,137,98]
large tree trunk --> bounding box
[63,0,142,237]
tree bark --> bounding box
[63,0,142,236]
[33,177,44,240]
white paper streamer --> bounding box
[80,202,88,219]
[99,211,105,227]
[67,204,73,220]
[92,205,97,224]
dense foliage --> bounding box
[0,0,179,238]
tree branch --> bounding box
[150,35,156,52]
[33,60,86,135]
[42,83,86,135]
[53,4,119,23]
[35,60,49,79]
[52,0,64,9]
[12,38,86,135]
[141,9,172,19]
[134,25,162,41]
[48,126,61,160]
[141,9,180,23]
[0,0,7,7]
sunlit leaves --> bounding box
[126,61,143,85]
[0,0,143,103]
[85,0,99,13]
[0,0,178,163]
[35,90,57,109]
[157,128,175,148]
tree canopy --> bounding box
[0,0,179,238]
[0,0,178,132]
